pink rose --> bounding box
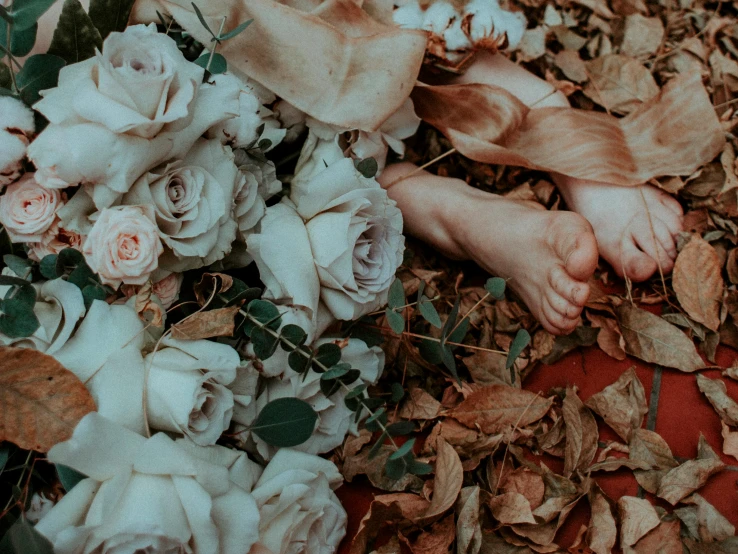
[83,206,163,287]
[152,273,182,309]
[0,173,61,242]
[27,219,84,262]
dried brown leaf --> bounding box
[464,350,512,386]
[193,272,234,306]
[615,304,705,372]
[657,435,725,505]
[349,493,431,554]
[673,235,724,331]
[683,537,738,554]
[721,421,738,461]
[632,519,682,554]
[500,468,545,511]
[405,515,455,554]
[629,428,679,494]
[479,532,536,553]
[585,366,648,441]
[621,15,664,58]
[696,374,738,426]
[583,54,660,114]
[563,387,599,476]
[677,493,736,542]
[586,485,617,554]
[617,496,660,549]
[449,385,553,435]
[399,387,442,420]
[588,313,626,361]
[456,486,482,554]
[488,492,537,525]
[415,437,463,525]
[170,305,239,340]
[587,457,651,473]
[0,346,96,452]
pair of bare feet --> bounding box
[379,164,683,335]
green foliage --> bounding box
[2,255,31,280]
[47,0,102,65]
[506,328,531,384]
[6,0,57,31]
[0,518,54,554]
[88,0,135,40]
[0,276,38,338]
[279,324,307,351]
[194,52,226,74]
[243,299,282,336]
[355,157,378,179]
[14,54,65,105]
[250,397,318,447]
[312,342,341,373]
[0,62,11,91]
[56,464,86,492]
[387,278,405,309]
[190,3,252,44]
[250,326,279,360]
[212,278,260,309]
[485,276,506,300]
[0,22,37,57]
[384,307,404,334]
[217,19,252,41]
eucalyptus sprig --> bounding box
[190,2,253,76]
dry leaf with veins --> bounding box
[676,493,736,542]
[631,519,683,554]
[672,235,724,331]
[657,435,725,505]
[456,486,482,554]
[170,305,239,340]
[399,387,442,420]
[629,428,679,494]
[586,366,648,441]
[618,496,661,551]
[696,374,738,426]
[586,485,617,554]
[562,386,599,476]
[414,437,463,526]
[721,422,738,461]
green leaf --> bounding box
[439,342,460,384]
[190,2,215,38]
[485,277,506,300]
[250,397,318,447]
[419,298,442,328]
[8,0,58,31]
[418,339,443,365]
[364,407,387,432]
[355,157,378,178]
[368,430,388,460]
[447,316,470,345]
[0,62,12,90]
[385,307,404,334]
[389,438,415,461]
[390,382,404,403]
[15,54,65,106]
[441,294,461,341]
[384,456,409,480]
[312,342,341,373]
[47,0,102,65]
[3,279,35,309]
[387,278,405,309]
[0,4,12,24]
[386,421,414,436]
[194,52,227,75]
[217,18,252,41]
[81,284,107,309]
[279,324,307,352]
[56,464,86,492]
[246,299,282,330]
[88,0,135,40]
[0,518,54,554]
[408,459,433,475]
[0,22,38,57]
[39,255,58,279]
[506,328,531,370]
[251,327,279,360]
[288,345,312,373]
[321,363,350,381]
[0,297,40,338]
[2,255,32,280]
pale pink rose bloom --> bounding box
[152,273,183,309]
[0,173,61,242]
[83,206,163,288]
[27,219,84,262]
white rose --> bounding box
[0,278,85,355]
[122,139,241,273]
[37,413,261,554]
[27,219,84,262]
[83,205,163,288]
[251,449,346,554]
[273,100,307,144]
[0,173,61,242]
[53,301,149,433]
[238,337,385,459]
[144,337,239,446]
[250,158,404,321]
[28,24,240,208]
[0,96,34,187]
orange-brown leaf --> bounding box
[672,235,724,331]
[0,346,96,452]
[170,306,239,340]
[415,438,463,525]
[585,366,648,441]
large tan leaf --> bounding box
[456,486,482,554]
[676,493,736,542]
[411,71,724,187]
[696,374,738,426]
[632,520,683,554]
[0,346,96,452]
[657,435,725,505]
[415,437,463,525]
[629,428,679,494]
[562,386,599,476]
[349,493,430,554]
[586,485,617,554]
[672,235,724,331]
[133,0,425,131]
[615,304,705,372]
[617,496,661,550]
[586,366,648,441]
[583,54,660,114]
[448,385,553,434]
[488,492,537,525]
[170,305,239,340]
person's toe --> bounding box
[634,226,675,274]
[541,297,578,334]
[550,216,598,282]
[658,190,684,217]
[618,238,659,281]
[546,289,582,320]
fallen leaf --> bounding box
[405,514,455,554]
[464,350,512,386]
[583,54,660,114]
[415,437,463,525]
[721,421,738,461]
[342,445,423,492]
[349,493,431,554]
[479,532,537,553]
[399,387,442,420]
[585,366,648,441]
[586,485,617,554]
[657,435,725,505]
[587,457,650,473]
[676,493,736,542]
[562,387,599,476]
[588,313,626,361]
[683,537,738,554]
[488,492,537,525]
[449,385,553,435]
[541,327,599,365]
[672,235,724,331]
[617,496,661,550]
[696,374,738,426]
[424,419,503,471]
[500,468,546,510]
[620,15,664,58]
[632,519,682,554]
[193,272,234,306]
[456,486,482,554]
[629,428,679,493]
[133,281,164,327]
[170,305,240,340]
[371,536,401,554]
[0,346,96,452]
[615,304,705,372]
[554,50,589,83]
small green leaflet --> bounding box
[250,398,318,447]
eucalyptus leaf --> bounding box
[2,255,32,280]
[39,254,58,279]
[81,284,107,309]
[0,297,40,338]
[312,342,341,372]
[251,327,279,360]
[0,61,11,90]
[217,19,253,41]
[418,339,443,364]
[390,382,404,402]
[190,2,214,38]
[419,298,442,328]
[485,277,506,300]
[355,157,378,178]
[279,324,307,351]
[287,345,312,373]
[320,363,350,381]
[385,307,404,334]
[506,328,531,370]
[384,456,408,480]
[250,397,318,447]
[194,52,226,74]
[368,430,388,460]
[47,0,102,64]
[246,299,281,330]
[88,0,135,39]
[408,459,433,475]
[441,294,461,341]
[56,464,86,492]
[3,279,35,309]
[388,438,415,461]
[8,0,58,31]
[15,54,65,106]
[387,278,405,309]
[0,518,54,554]
[0,22,37,57]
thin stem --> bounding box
[383,148,457,188]
[448,292,490,338]
[205,17,227,74]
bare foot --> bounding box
[555,176,683,282]
[379,164,599,334]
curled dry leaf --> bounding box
[587,457,651,473]
[588,312,627,361]
[193,272,234,306]
[583,54,660,114]
[617,496,661,550]
[562,387,599,477]
[133,281,165,327]
[399,387,442,420]
[0,346,96,452]
[414,437,463,526]
[721,421,738,461]
[696,374,738,426]
[657,435,725,505]
[631,519,683,554]
[672,235,724,331]
[404,514,455,554]
[586,485,617,554]
[500,468,545,511]
[629,428,679,494]
[615,304,705,372]
[449,385,553,435]
[456,486,482,554]
[170,305,240,340]
[488,492,537,525]
[349,493,431,554]
[677,493,736,542]
[585,366,648,441]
